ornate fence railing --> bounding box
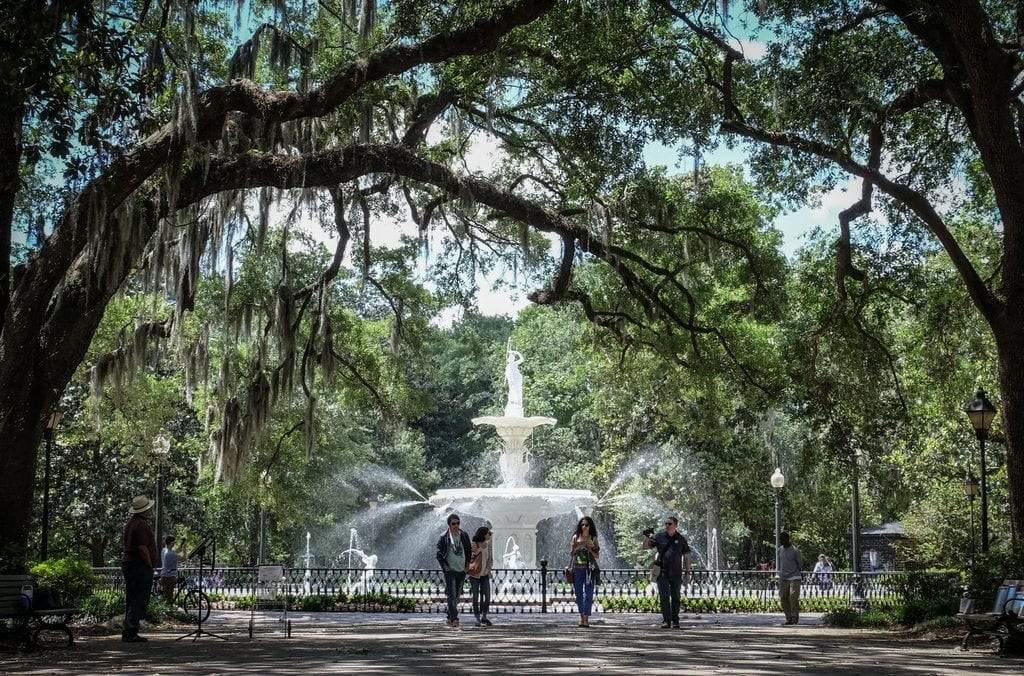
[92,565,956,614]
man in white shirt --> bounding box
[777,532,804,625]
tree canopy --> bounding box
[2,0,1021,571]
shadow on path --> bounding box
[0,612,1017,675]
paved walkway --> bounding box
[1,611,1019,674]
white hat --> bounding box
[130,495,155,514]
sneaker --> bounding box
[481,617,492,626]
[475,618,483,627]
[672,622,680,629]
[122,635,148,643]
[660,621,671,628]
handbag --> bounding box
[590,561,601,586]
[650,564,661,582]
[564,566,573,584]
[467,551,482,577]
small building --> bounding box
[845,522,908,571]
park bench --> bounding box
[0,574,79,650]
[958,579,1024,656]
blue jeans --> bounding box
[469,575,491,618]
[122,563,153,637]
[443,570,466,621]
[657,574,682,623]
[572,566,594,616]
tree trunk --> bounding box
[995,325,1024,545]
[0,100,22,332]
[89,536,106,567]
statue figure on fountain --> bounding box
[340,548,378,594]
[504,341,524,417]
[503,538,524,569]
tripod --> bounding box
[177,536,227,642]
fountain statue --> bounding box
[340,548,378,593]
[428,343,598,567]
[502,537,524,569]
[504,342,524,417]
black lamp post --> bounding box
[851,448,862,575]
[770,468,785,572]
[965,388,997,553]
[152,434,170,542]
[962,473,979,560]
[40,409,63,561]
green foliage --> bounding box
[79,588,186,624]
[29,557,97,606]
[823,607,894,629]
[962,547,1024,608]
[79,588,124,622]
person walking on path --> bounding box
[121,495,159,642]
[159,535,187,604]
[468,526,494,626]
[778,532,804,625]
[643,516,692,629]
[436,513,472,628]
[569,516,600,628]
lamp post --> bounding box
[851,448,862,575]
[40,409,63,561]
[770,468,785,572]
[965,388,997,553]
[962,473,979,561]
[850,447,866,607]
[152,434,171,542]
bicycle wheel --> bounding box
[181,589,212,623]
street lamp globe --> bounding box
[965,388,997,437]
[962,474,979,500]
[770,467,785,489]
[46,410,64,431]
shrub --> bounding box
[822,608,860,627]
[822,607,892,628]
[30,557,98,606]
[79,587,189,624]
[80,588,124,622]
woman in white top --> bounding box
[812,554,834,590]
[469,527,494,626]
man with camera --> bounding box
[643,516,692,629]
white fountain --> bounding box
[428,342,598,567]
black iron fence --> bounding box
[93,565,956,614]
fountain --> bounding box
[428,342,598,567]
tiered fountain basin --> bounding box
[428,487,598,569]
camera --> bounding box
[642,527,655,538]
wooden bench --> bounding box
[0,574,79,650]
[958,579,1024,656]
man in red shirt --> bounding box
[121,495,159,642]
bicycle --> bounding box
[173,577,211,623]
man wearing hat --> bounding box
[121,495,159,642]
